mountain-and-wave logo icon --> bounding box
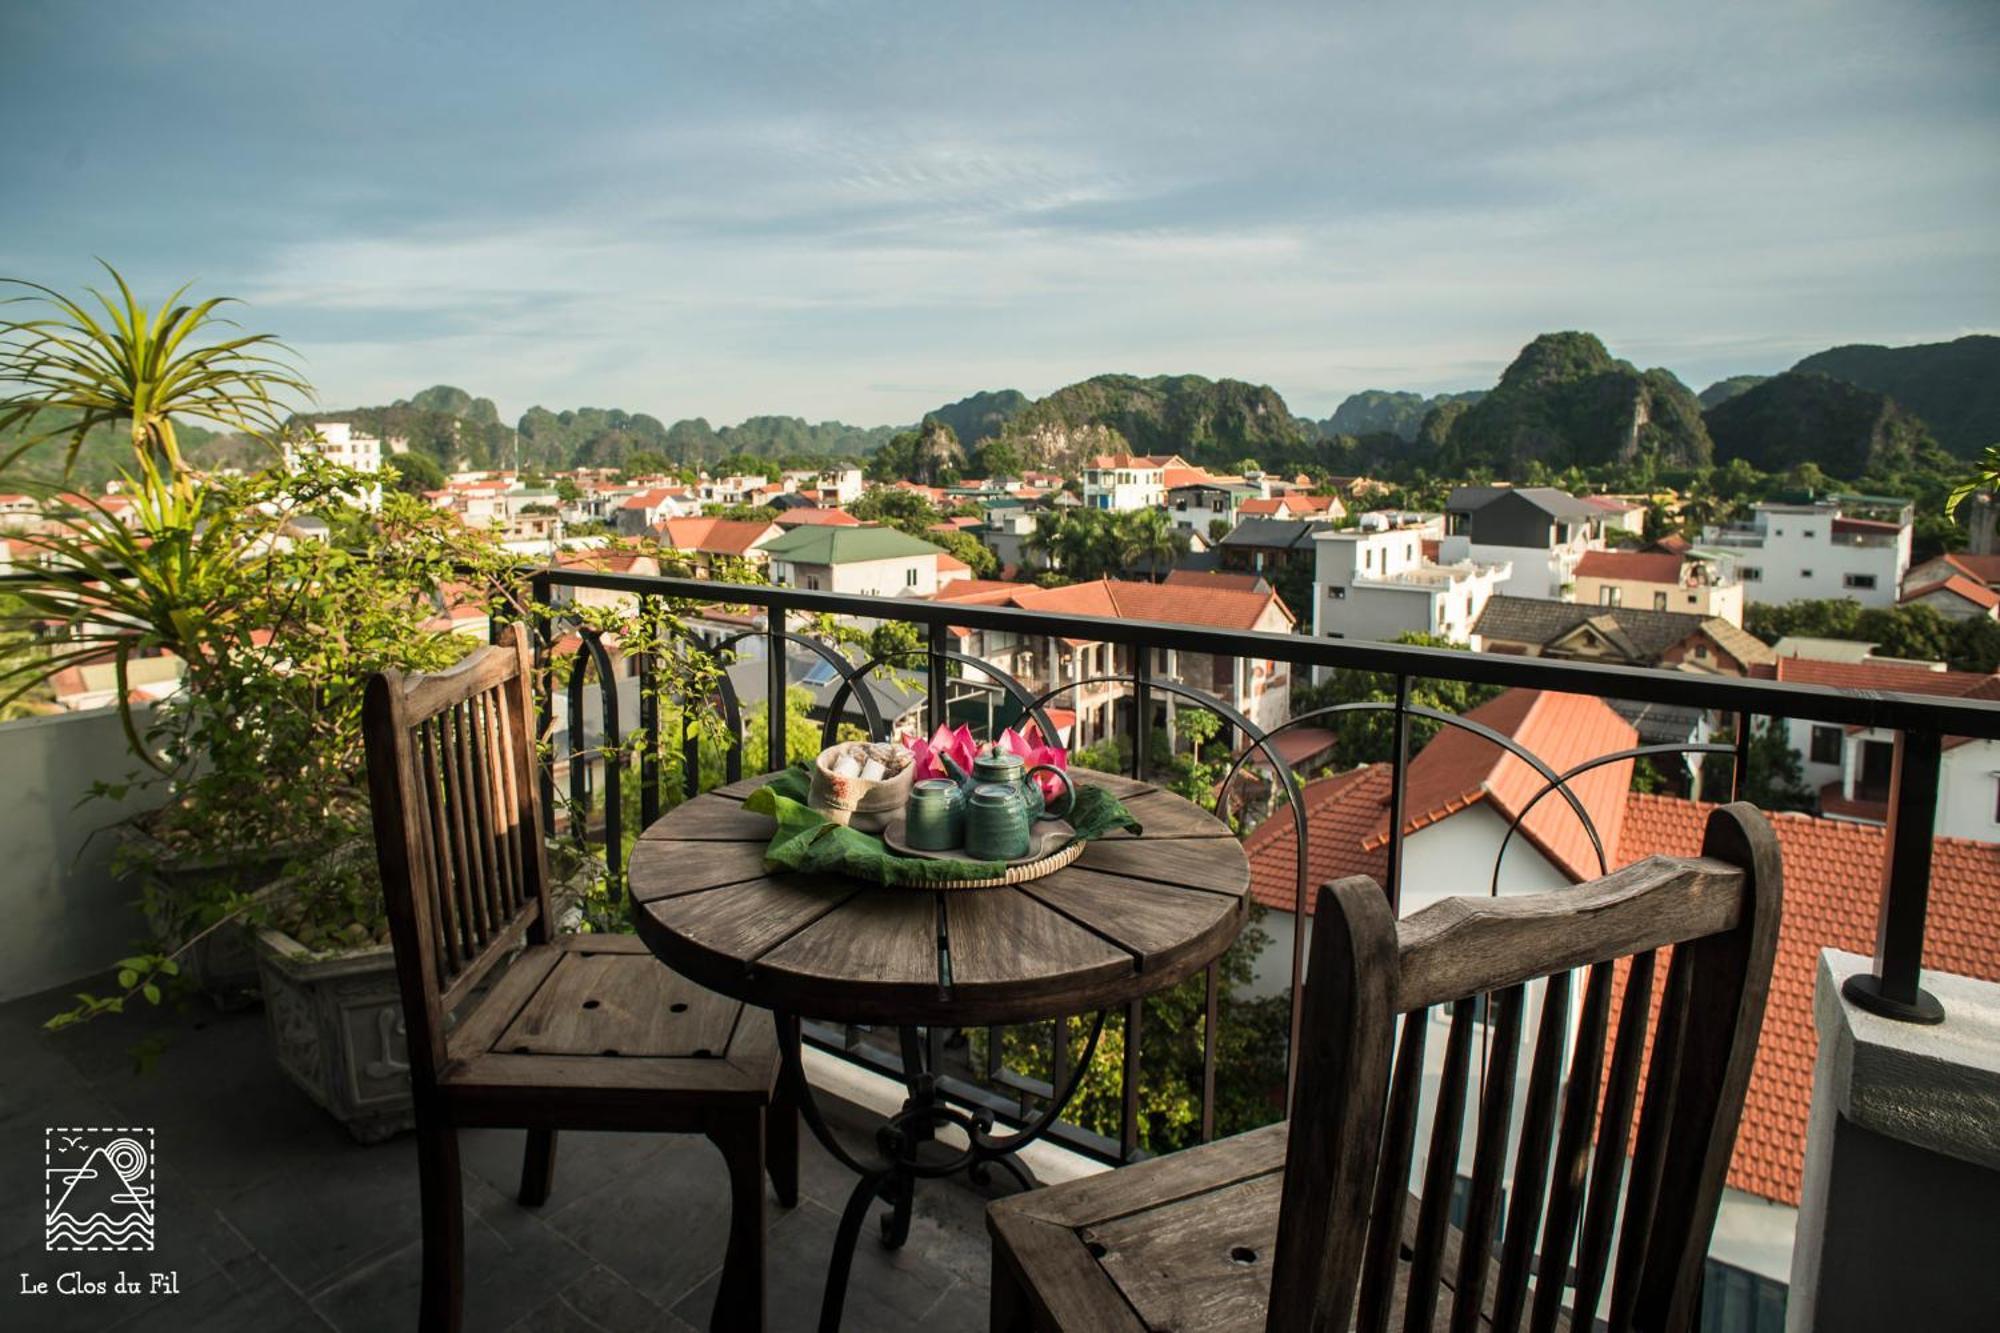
[45,1128,154,1252]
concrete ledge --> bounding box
[802,1044,1109,1188]
[1814,949,2000,1172]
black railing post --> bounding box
[1201,959,1219,1144]
[765,611,786,774]
[1843,729,1946,1023]
[926,621,949,735]
[1120,998,1143,1162]
[1386,673,1412,912]
[1732,709,1752,802]
[1133,647,1153,781]
[639,597,660,828]
[531,573,555,838]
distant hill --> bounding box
[996,373,1312,471]
[306,385,521,470]
[924,389,1029,446]
[1434,332,1712,472]
[1705,371,1935,477]
[1790,335,2000,456]
[1698,375,1768,410]
[1325,389,1484,441]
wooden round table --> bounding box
[628,768,1251,1331]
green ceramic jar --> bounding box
[964,781,1031,861]
[904,778,966,851]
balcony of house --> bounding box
[5,571,1999,1331]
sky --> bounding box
[3,0,1996,428]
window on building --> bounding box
[1811,726,1842,765]
[1800,569,1813,579]
[905,568,918,587]
[1693,643,1709,660]
[1688,593,1699,604]
[1174,498,1187,511]
[1699,1257,1788,1332]
[1327,586,1346,600]
[1844,573,1877,590]
[1364,548,1374,571]
[1654,592,1669,610]
[1741,566,1762,581]
[1802,529,1815,539]
[1600,586,1622,607]
[804,574,819,590]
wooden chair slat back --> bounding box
[1267,802,1781,1333]
[363,625,554,1083]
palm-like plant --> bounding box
[1118,507,1188,580]
[0,261,310,485]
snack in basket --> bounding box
[808,740,914,832]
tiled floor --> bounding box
[0,987,1004,1331]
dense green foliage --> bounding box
[922,388,1030,446]
[1792,335,2000,457]
[1287,633,1504,765]
[1024,507,1189,582]
[1433,333,1712,474]
[844,485,997,576]
[996,373,1313,472]
[1706,371,1938,478]
[1325,389,1483,441]
[1745,599,2000,674]
[1697,375,1769,410]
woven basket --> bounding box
[921,838,1085,890]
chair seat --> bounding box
[990,1122,1540,1331]
[440,934,780,1127]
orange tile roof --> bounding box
[934,578,1022,603]
[936,552,969,572]
[1900,574,1999,611]
[654,517,776,556]
[1357,689,1637,881]
[1242,689,1638,910]
[1940,552,2000,585]
[1575,550,1687,584]
[1161,466,1214,489]
[1237,497,1289,517]
[1163,570,1265,592]
[1773,656,1992,697]
[930,575,1293,641]
[772,507,861,528]
[1617,793,2000,1206]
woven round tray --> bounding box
[919,837,1085,890]
[880,816,1086,890]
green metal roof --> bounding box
[758,524,947,565]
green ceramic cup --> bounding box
[904,779,965,851]
[964,781,1031,861]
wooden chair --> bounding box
[363,624,795,1333]
[989,802,1781,1332]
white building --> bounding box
[816,466,864,506]
[1310,524,1511,647]
[1080,453,1187,512]
[698,474,768,506]
[761,524,950,598]
[1701,498,1911,609]
[286,421,382,509]
[1439,486,1603,600]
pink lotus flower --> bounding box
[1000,723,1070,802]
[903,723,979,783]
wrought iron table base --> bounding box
[776,1012,1108,1332]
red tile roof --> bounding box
[1242,689,1638,911]
[1899,574,1999,611]
[654,517,777,556]
[1163,570,1265,592]
[936,552,969,573]
[1617,793,2000,1206]
[772,507,861,528]
[1940,552,2000,585]
[1574,550,1687,584]
[934,575,1291,634]
[1772,655,1992,697]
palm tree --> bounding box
[0,261,309,490]
[1118,507,1188,581]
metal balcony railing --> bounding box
[518,567,2000,1163]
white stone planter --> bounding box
[252,928,414,1144]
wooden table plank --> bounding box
[1017,866,1244,976]
[1075,836,1249,897]
[640,876,861,987]
[944,888,1132,1018]
[1097,788,1233,839]
[754,889,945,1022]
[627,840,772,902]
[1071,771,1157,801]
[637,792,775,841]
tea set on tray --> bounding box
[806,726,1076,866]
